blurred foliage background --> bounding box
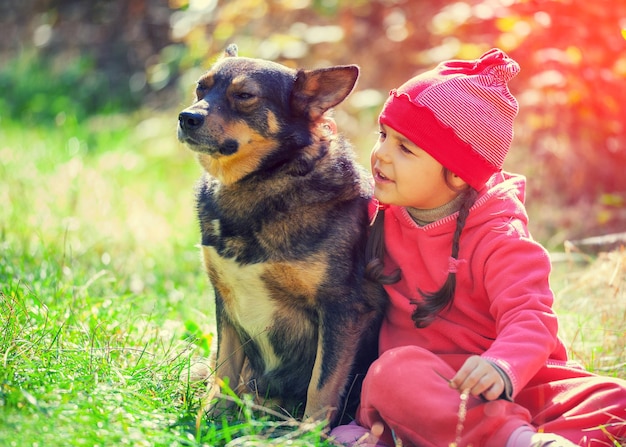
[1,0,625,248]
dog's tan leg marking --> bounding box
[304,331,332,420]
[214,321,246,392]
[303,323,361,422]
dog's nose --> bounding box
[178,111,204,131]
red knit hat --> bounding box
[379,48,520,190]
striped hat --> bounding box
[379,48,520,190]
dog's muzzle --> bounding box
[178,111,204,132]
[177,111,239,156]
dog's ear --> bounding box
[224,44,238,57]
[291,65,359,121]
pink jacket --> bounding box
[373,171,569,398]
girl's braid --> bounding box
[411,187,478,328]
[451,187,478,259]
[365,209,401,285]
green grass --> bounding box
[0,110,624,446]
[0,113,331,446]
[550,252,626,377]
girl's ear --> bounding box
[448,172,468,190]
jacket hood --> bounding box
[466,170,528,229]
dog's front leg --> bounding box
[304,315,362,427]
[210,308,246,414]
[215,323,245,389]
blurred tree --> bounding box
[0,0,624,242]
[0,0,174,115]
[163,0,626,240]
[453,0,626,236]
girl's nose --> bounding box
[372,141,390,162]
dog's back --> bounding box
[178,45,386,425]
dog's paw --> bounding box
[180,360,213,384]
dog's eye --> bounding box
[195,86,207,98]
[234,92,255,100]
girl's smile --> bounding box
[373,167,392,183]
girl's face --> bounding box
[371,123,463,209]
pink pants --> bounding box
[356,346,626,447]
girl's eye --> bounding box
[378,131,386,141]
[399,144,412,154]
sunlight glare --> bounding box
[349,89,384,110]
[188,0,217,11]
[530,70,566,89]
[431,2,472,35]
[384,9,408,42]
[473,3,494,20]
[278,0,310,9]
[33,24,52,47]
[534,11,552,28]
[304,26,344,44]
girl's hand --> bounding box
[449,355,504,401]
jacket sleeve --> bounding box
[477,227,565,398]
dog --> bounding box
[177,44,386,427]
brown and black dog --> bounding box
[177,44,386,427]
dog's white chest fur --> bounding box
[202,245,281,372]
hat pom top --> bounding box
[438,48,520,85]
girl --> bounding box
[331,49,626,447]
